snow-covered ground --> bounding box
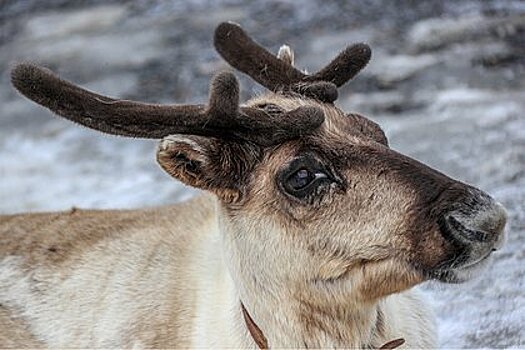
[1,1,524,347]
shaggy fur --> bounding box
[1,22,507,348]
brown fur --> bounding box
[1,22,507,348]
[0,94,506,348]
[214,22,370,102]
[0,305,45,347]
[0,196,217,347]
[10,66,324,146]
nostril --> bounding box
[442,202,508,245]
[445,214,490,243]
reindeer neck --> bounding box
[215,205,390,348]
[236,280,382,348]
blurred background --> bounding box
[0,0,523,347]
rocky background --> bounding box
[0,0,524,347]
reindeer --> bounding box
[0,22,507,348]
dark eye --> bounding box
[288,168,324,191]
[278,156,333,199]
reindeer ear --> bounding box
[156,135,260,203]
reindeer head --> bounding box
[11,22,506,310]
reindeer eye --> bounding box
[288,169,326,190]
[279,156,333,199]
[289,169,313,189]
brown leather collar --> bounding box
[241,302,268,349]
[240,302,404,349]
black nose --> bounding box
[441,202,507,247]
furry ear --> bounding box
[277,45,294,66]
[156,135,261,203]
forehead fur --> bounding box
[246,94,388,147]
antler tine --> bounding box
[214,22,306,91]
[306,43,371,87]
[11,63,324,145]
[214,22,371,103]
[207,70,240,120]
[209,72,325,144]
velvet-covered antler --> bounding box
[214,22,371,103]
[11,63,324,146]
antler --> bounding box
[11,63,324,146]
[214,22,371,103]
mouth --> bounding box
[429,252,494,283]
